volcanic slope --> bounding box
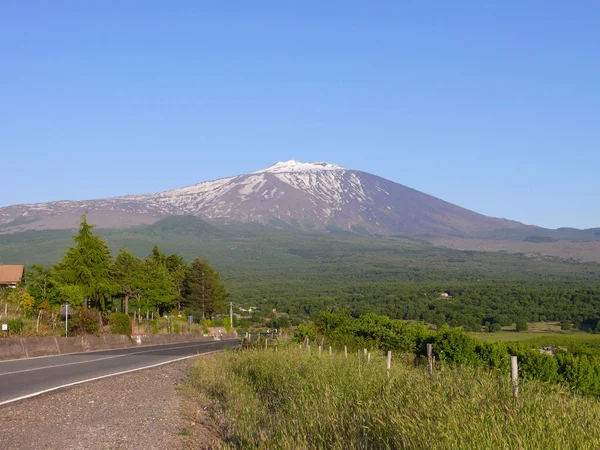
[0,160,529,238]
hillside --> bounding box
[0,160,533,237]
[1,216,599,310]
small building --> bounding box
[440,292,450,298]
[0,265,24,288]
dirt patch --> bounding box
[177,386,223,449]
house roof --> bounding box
[0,265,24,285]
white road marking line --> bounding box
[0,350,224,407]
[0,341,222,377]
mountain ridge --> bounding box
[0,160,594,241]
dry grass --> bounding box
[186,344,600,449]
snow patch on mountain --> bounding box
[237,174,267,197]
[0,158,530,238]
[255,160,346,174]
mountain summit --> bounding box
[0,160,528,236]
[254,160,346,173]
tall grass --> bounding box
[187,344,600,449]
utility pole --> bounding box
[65,303,69,337]
[229,302,233,331]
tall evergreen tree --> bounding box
[54,215,119,311]
[115,249,144,315]
[150,245,166,266]
[183,258,228,318]
[140,256,178,316]
[165,254,187,313]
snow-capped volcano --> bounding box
[254,160,346,173]
[0,160,527,236]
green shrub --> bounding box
[474,341,510,371]
[430,327,478,366]
[69,308,101,336]
[515,319,529,331]
[151,320,159,334]
[560,321,571,331]
[223,316,231,332]
[486,322,502,332]
[556,352,600,395]
[4,318,22,336]
[293,323,316,342]
[108,312,131,336]
[507,343,559,383]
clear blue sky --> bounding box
[1,1,598,229]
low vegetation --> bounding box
[307,311,600,396]
[187,345,600,449]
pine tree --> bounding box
[183,258,228,318]
[141,257,177,316]
[165,254,188,314]
[150,245,166,266]
[115,249,144,315]
[54,215,119,311]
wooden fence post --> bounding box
[329,346,332,356]
[511,356,519,400]
[344,345,348,358]
[367,352,371,363]
[427,343,433,379]
[319,345,322,357]
[364,348,368,357]
[265,339,268,350]
[387,351,392,377]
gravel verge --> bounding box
[0,356,213,450]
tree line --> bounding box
[22,216,228,320]
[244,279,600,332]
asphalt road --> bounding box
[0,339,238,405]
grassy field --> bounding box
[468,322,600,354]
[183,343,600,449]
[471,331,600,342]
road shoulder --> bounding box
[0,357,201,450]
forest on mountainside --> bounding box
[1,216,600,331]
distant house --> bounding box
[440,292,450,298]
[0,265,24,289]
